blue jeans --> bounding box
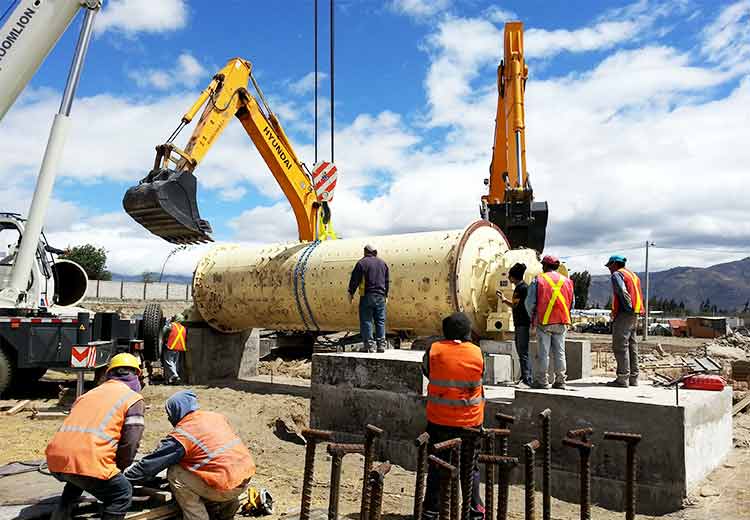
[53,472,132,517]
[514,326,531,384]
[359,293,386,350]
[533,324,567,385]
[162,348,182,382]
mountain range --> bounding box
[587,257,750,312]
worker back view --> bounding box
[46,354,145,520]
[348,244,390,352]
[124,390,256,520]
[525,255,574,389]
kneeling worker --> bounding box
[421,312,484,520]
[46,353,145,520]
[124,390,256,520]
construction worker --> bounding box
[525,255,574,389]
[124,390,256,520]
[421,312,484,520]
[162,313,186,385]
[348,244,389,353]
[46,353,145,520]
[605,255,644,387]
[498,262,532,386]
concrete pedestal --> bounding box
[310,350,731,514]
[184,324,259,384]
[481,338,592,381]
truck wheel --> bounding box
[143,303,163,362]
[17,367,47,382]
[0,348,15,397]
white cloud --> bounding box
[485,6,517,24]
[95,0,189,35]
[288,72,328,96]
[129,52,206,90]
[525,20,640,58]
[702,0,750,70]
[389,0,451,19]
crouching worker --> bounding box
[46,354,145,520]
[124,390,256,520]
[421,312,485,520]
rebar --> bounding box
[604,432,643,520]
[495,413,515,455]
[497,457,518,520]
[327,443,365,520]
[482,430,496,520]
[300,429,332,520]
[563,437,594,520]
[361,424,384,520]
[432,437,462,520]
[524,440,540,520]
[413,432,430,520]
[367,462,392,520]
[460,430,480,520]
[429,455,457,520]
[566,428,594,441]
[539,409,552,520]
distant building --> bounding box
[686,317,728,339]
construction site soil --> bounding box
[0,372,748,520]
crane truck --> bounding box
[0,0,157,395]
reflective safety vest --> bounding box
[612,268,644,316]
[535,271,574,325]
[426,341,485,428]
[46,380,142,480]
[170,410,256,491]
[166,322,187,352]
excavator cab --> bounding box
[123,143,213,245]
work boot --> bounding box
[552,381,566,390]
[629,376,639,387]
[530,382,551,390]
[605,376,629,388]
[361,341,376,353]
[376,339,387,353]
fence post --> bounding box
[120,280,124,300]
[166,282,170,300]
[185,284,189,302]
[143,282,147,300]
[96,279,100,298]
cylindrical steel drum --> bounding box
[193,220,511,335]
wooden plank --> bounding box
[1,400,30,416]
[731,360,750,382]
[30,411,68,420]
[125,503,180,520]
[732,394,750,416]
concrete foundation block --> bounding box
[481,340,520,381]
[184,324,258,384]
[483,353,513,384]
[313,351,426,394]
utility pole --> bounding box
[643,241,655,340]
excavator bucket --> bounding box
[487,200,548,253]
[122,168,213,244]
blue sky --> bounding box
[1,0,748,275]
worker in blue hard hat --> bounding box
[605,255,645,387]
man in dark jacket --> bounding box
[348,244,389,353]
[499,263,532,386]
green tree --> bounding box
[570,271,591,309]
[60,244,111,280]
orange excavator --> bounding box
[482,22,548,253]
[123,58,336,244]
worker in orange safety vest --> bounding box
[46,353,145,520]
[525,255,575,389]
[605,255,645,387]
[421,312,485,520]
[124,390,256,520]
[162,314,187,385]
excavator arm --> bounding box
[482,22,548,253]
[123,58,329,244]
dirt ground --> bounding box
[1,372,749,520]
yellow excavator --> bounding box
[123,58,336,244]
[482,22,548,253]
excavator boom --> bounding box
[482,22,548,253]
[123,58,325,244]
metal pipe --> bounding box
[524,440,540,520]
[413,432,430,520]
[367,463,391,520]
[360,424,384,520]
[300,429,332,520]
[193,220,538,335]
[604,432,642,520]
[4,4,99,308]
[539,409,552,520]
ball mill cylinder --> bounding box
[193,220,538,336]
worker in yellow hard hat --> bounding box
[46,353,145,520]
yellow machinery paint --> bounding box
[193,220,542,337]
